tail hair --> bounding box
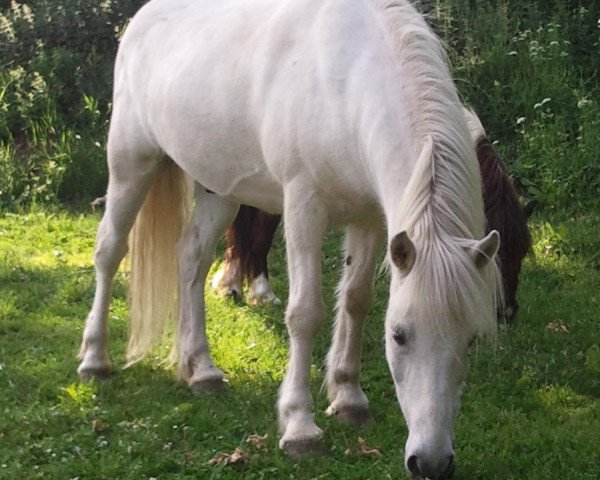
[126,161,192,366]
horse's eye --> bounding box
[393,329,407,346]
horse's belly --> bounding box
[178,148,285,214]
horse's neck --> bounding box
[477,138,503,172]
[378,158,418,234]
[369,1,482,241]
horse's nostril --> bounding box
[406,453,455,479]
[407,455,420,476]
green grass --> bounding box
[1,208,599,479]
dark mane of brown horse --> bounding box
[476,136,532,318]
[477,137,531,258]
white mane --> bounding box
[462,106,487,143]
[376,0,501,336]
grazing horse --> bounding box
[77,0,502,477]
[215,107,533,321]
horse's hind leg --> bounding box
[177,186,239,393]
[326,223,383,426]
[78,134,162,380]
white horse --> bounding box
[77,0,502,477]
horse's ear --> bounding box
[523,200,537,220]
[468,230,500,269]
[390,231,416,275]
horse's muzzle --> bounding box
[406,453,455,479]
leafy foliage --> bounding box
[422,0,600,211]
[0,0,599,210]
[0,0,146,207]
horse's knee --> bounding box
[285,301,325,338]
[343,285,372,319]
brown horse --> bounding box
[213,108,533,321]
[465,109,535,320]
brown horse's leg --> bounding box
[211,210,246,299]
[245,210,282,305]
[213,206,281,304]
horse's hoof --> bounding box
[189,377,227,394]
[326,404,372,427]
[227,289,241,300]
[281,438,327,459]
[248,275,281,306]
[78,366,112,382]
[248,292,282,306]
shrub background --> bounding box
[1,0,599,210]
[0,0,146,207]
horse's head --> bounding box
[385,230,500,479]
[497,199,535,321]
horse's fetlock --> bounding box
[332,368,358,385]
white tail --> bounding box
[126,161,192,366]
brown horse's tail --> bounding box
[126,160,192,366]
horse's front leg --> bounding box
[278,184,328,457]
[325,223,383,426]
[178,186,239,392]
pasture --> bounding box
[1,0,600,478]
[0,208,599,479]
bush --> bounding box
[423,0,600,211]
[1,0,599,211]
[0,0,146,208]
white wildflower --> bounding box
[577,98,591,108]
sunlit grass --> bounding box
[206,289,288,384]
[0,209,599,479]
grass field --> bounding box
[0,208,599,479]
